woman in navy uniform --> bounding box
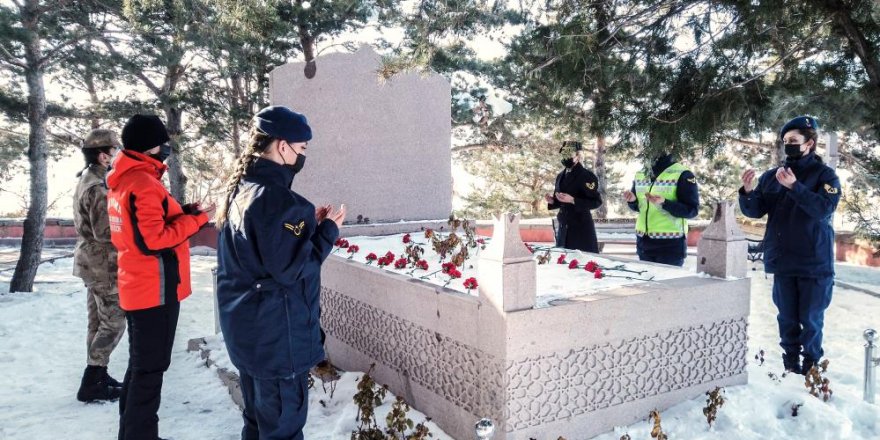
[545,141,603,253]
[739,116,841,375]
[215,106,346,440]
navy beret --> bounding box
[254,106,312,143]
[780,116,819,139]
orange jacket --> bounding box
[107,150,208,311]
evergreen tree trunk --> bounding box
[594,134,608,219]
[164,105,188,202]
[10,0,48,293]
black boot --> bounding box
[782,352,802,375]
[101,367,123,388]
[77,365,122,402]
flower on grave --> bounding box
[365,253,378,264]
[448,269,462,279]
[403,233,412,244]
[334,238,350,248]
[477,238,485,245]
[557,254,567,264]
[441,262,457,274]
[525,243,535,254]
[377,255,393,267]
[384,251,395,260]
[594,268,604,279]
[568,259,580,270]
[346,245,360,259]
[463,277,478,291]
[425,228,434,239]
[416,260,429,271]
[394,258,408,269]
[585,261,599,273]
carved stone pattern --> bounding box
[504,318,749,431]
[321,287,505,419]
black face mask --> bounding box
[285,153,306,175]
[784,143,805,159]
[149,144,172,163]
[561,158,575,168]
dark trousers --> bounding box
[240,372,309,440]
[118,300,180,440]
[772,275,834,363]
[637,252,685,267]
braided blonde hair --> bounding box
[216,126,276,227]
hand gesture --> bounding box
[555,192,574,204]
[544,193,555,204]
[623,190,636,203]
[645,193,665,206]
[328,204,347,228]
[196,202,217,219]
[316,205,331,223]
[775,167,797,189]
[741,169,757,193]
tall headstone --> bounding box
[270,46,452,222]
[478,213,536,312]
[697,201,748,278]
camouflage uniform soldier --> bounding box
[73,129,126,402]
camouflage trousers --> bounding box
[86,282,126,366]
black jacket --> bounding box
[739,153,841,277]
[548,162,603,252]
[216,159,339,379]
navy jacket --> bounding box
[738,153,841,278]
[217,159,339,379]
[548,162,603,252]
[628,155,700,258]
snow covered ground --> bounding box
[1,252,879,439]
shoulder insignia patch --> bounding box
[284,220,306,237]
[687,177,697,184]
[824,183,839,195]
[585,182,596,190]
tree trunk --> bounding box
[594,135,608,219]
[10,1,48,293]
[163,105,188,202]
[85,69,100,129]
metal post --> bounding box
[475,418,495,440]
[865,329,878,404]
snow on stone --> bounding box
[338,233,693,307]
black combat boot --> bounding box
[76,365,122,402]
[782,352,802,375]
[101,366,123,388]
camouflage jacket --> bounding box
[73,164,117,284]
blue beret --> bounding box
[254,106,312,143]
[780,116,819,139]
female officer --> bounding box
[739,116,841,375]
[545,140,603,253]
[215,106,345,440]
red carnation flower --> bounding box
[403,233,412,244]
[585,261,599,273]
[442,262,457,274]
[417,260,429,271]
[394,258,407,269]
[448,269,462,279]
[365,253,378,262]
[334,238,350,248]
[568,259,579,270]
[384,251,395,260]
[594,268,604,279]
[557,254,567,264]
[377,256,392,267]
[477,238,486,245]
[463,277,478,290]
[347,245,360,254]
